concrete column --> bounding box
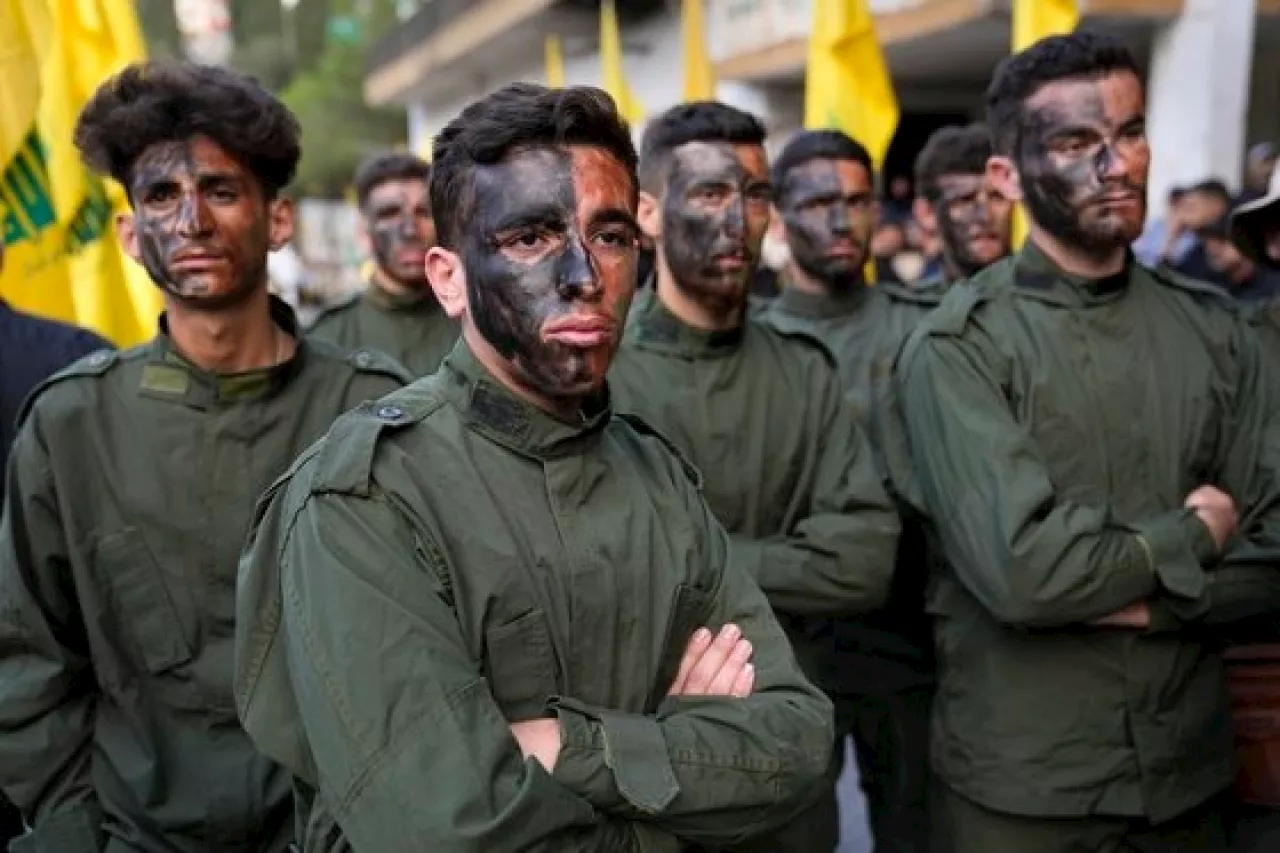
[1145,0,1256,219]
[406,102,433,159]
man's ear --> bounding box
[266,196,295,252]
[116,211,141,264]
[913,196,937,234]
[638,191,662,241]
[426,245,466,320]
[987,155,1022,204]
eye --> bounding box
[211,186,239,202]
[593,226,636,249]
[144,185,177,205]
[692,186,726,204]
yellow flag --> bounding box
[681,0,715,102]
[545,34,566,88]
[1010,0,1079,247]
[804,0,899,171]
[600,0,644,125]
[0,0,78,322]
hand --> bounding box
[668,623,755,698]
[1184,485,1238,550]
[510,719,561,771]
[1092,601,1151,629]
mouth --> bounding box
[542,315,616,349]
[825,243,859,260]
[395,247,427,265]
[170,251,225,272]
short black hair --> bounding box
[430,83,637,251]
[75,61,300,199]
[914,123,993,202]
[771,130,873,202]
[1186,179,1231,205]
[638,101,766,193]
[986,31,1142,156]
[354,151,431,210]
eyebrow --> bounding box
[586,207,640,232]
[489,204,568,233]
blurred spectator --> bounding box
[882,174,915,223]
[1237,142,1277,206]
[1231,165,1280,270]
[872,219,908,283]
[1197,210,1280,302]
[1133,185,1189,266]
[1170,179,1232,281]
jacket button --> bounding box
[377,405,403,420]
[354,351,372,368]
[88,351,108,366]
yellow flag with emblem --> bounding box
[1010,0,1079,248]
[600,0,644,125]
[803,0,899,171]
[545,34,566,88]
[681,0,716,102]
[0,0,78,321]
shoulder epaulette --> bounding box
[615,411,704,491]
[17,348,120,426]
[755,319,839,370]
[306,291,362,330]
[921,282,988,337]
[1148,264,1237,309]
[346,346,413,384]
[309,385,444,497]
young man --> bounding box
[0,62,407,853]
[234,83,833,852]
[309,151,458,375]
[608,103,901,853]
[912,122,1014,289]
[897,33,1280,853]
[756,127,997,853]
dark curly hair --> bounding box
[430,83,637,251]
[638,101,766,194]
[986,31,1142,157]
[771,130,872,204]
[914,123,993,202]
[75,61,301,200]
[354,151,431,210]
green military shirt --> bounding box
[234,340,833,852]
[308,281,459,376]
[897,243,1280,822]
[0,298,407,853]
[760,280,943,694]
[608,288,900,690]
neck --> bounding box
[463,326,585,423]
[1028,224,1127,278]
[654,252,744,332]
[372,266,424,299]
[940,250,970,284]
[165,286,293,373]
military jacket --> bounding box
[897,243,1280,821]
[308,281,459,377]
[760,281,943,694]
[608,288,901,690]
[234,340,834,853]
[0,298,407,853]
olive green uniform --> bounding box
[897,244,1280,853]
[609,287,902,851]
[0,298,408,853]
[760,279,945,853]
[308,281,459,376]
[234,340,835,852]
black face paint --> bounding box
[1015,86,1147,255]
[660,141,755,306]
[778,160,867,290]
[365,182,431,288]
[128,138,269,307]
[934,174,1010,280]
[463,147,620,403]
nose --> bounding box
[829,203,852,236]
[1094,142,1127,182]
[176,192,214,238]
[555,236,599,300]
[723,194,746,238]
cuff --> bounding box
[1131,510,1212,600]
[551,696,679,816]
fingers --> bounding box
[683,624,743,695]
[729,663,755,698]
[668,628,713,696]
[706,635,753,697]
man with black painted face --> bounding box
[609,103,901,853]
[758,129,950,853]
[309,152,458,375]
[895,33,1280,853]
[234,83,834,852]
[0,62,408,853]
[912,122,1013,288]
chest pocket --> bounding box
[483,605,561,722]
[92,528,194,675]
